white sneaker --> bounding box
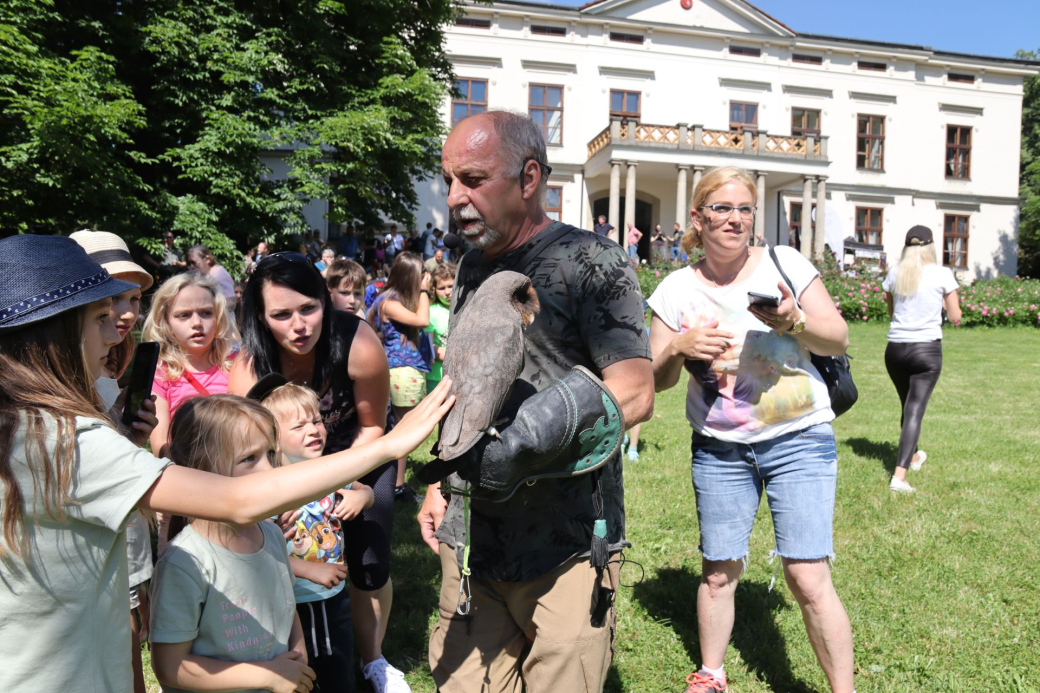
[889,477,915,493]
[909,451,928,472]
[363,656,412,693]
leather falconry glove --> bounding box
[416,366,625,502]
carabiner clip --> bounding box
[456,573,472,616]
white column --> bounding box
[676,165,690,230]
[814,176,828,260]
[754,171,767,245]
[692,166,705,203]
[608,160,621,245]
[624,161,638,247]
[800,175,814,258]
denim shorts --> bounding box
[690,423,837,561]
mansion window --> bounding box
[452,78,487,126]
[792,108,821,138]
[529,84,563,146]
[856,114,885,170]
[948,73,975,84]
[729,101,758,132]
[546,187,563,222]
[531,25,566,37]
[943,215,969,268]
[946,125,972,179]
[610,90,640,121]
[455,17,490,29]
[729,45,761,57]
[858,60,887,72]
[793,53,823,65]
[609,32,644,45]
[855,207,883,245]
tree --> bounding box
[1017,48,1040,278]
[0,0,456,271]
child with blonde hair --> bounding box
[150,395,314,693]
[144,272,239,456]
[255,378,375,692]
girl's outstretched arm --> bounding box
[138,378,454,526]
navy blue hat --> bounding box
[0,235,138,333]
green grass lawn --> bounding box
[145,323,1040,692]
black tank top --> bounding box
[318,313,361,453]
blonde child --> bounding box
[71,229,157,693]
[150,395,313,693]
[326,258,369,319]
[257,379,375,692]
[0,235,453,693]
[144,273,239,455]
[425,262,455,393]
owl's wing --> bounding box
[438,317,524,461]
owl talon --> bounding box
[485,426,501,439]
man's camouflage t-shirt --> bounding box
[434,222,652,582]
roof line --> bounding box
[798,32,1040,67]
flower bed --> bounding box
[958,276,1040,327]
[821,274,889,323]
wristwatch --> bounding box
[788,309,806,334]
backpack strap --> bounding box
[767,245,801,308]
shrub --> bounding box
[958,276,1040,327]
[820,274,889,323]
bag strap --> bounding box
[767,245,801,309]
[181,370,211,397]
[516,222,575,273]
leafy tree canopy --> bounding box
[0,0,457,270]
[1017,48,1040,278]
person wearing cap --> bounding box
[0,234,454,693]
[882,225,962,493]
[71,229,155,693]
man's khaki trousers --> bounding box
[429,543,620,693]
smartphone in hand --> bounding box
[121,342,160,426]
[747,291,781,308]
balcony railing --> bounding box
[587,119,828,161]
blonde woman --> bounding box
[648,166,853,693]
[883,225,961,493]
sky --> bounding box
[529,0,1039,60]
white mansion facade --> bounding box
[412,0,1038,279]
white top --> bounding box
[883,264,959,343]
[95,374,155,588]
[150,521,296,693]
[648,246,834,443]
[210,265,237,303]
[0,416,171,692]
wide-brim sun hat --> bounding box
[70,229,154,291]
[0,235,138,334]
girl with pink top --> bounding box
[144,273,240,454]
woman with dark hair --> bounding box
[228,252,412,693]
[366,252,431,503]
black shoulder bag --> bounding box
[767,247,859,417]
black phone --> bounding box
[121,342,160,426]
[747,291,781,308]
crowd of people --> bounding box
[0,109,962,693]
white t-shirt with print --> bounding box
[0,416,171,693]
[648,246,834,443]
[883,264,959,343]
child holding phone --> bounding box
[0,235,454,693]
[72,229,157,693]
[255,378,375,692]
[150,395,313,693]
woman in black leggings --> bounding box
[882,226,962,493]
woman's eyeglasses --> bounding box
[699,204,757,218]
